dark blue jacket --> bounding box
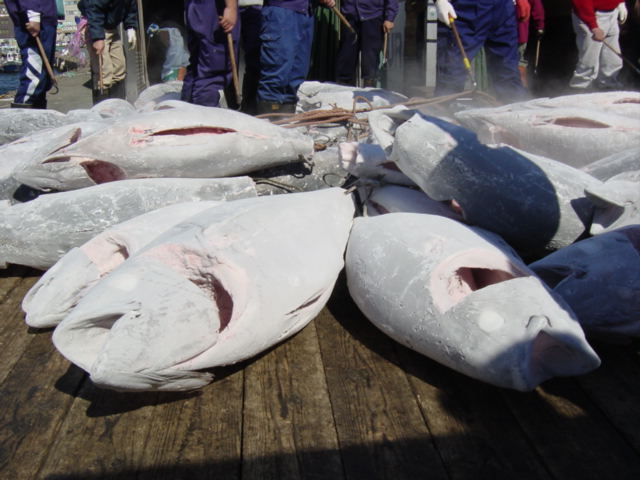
[78,0,138,41]
[340,0,399,22]
[4,0,58,25]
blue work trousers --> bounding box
[181,0,240,107]
[13,20,56,107]
[257,5,314,104]
[335,15,384,85]
[435,0,527,102]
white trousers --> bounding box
[569,10,622,88]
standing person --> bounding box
[4,0,58,109]
[181,0,238,108]
[433,0,528,103]
[256,0,336,115]
[569,0,628,91]
[79,0,138,104]
[517,0,545,88]
[334,0,399,87]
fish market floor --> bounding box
[1,265,640,480]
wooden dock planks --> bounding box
[1,271,640,480]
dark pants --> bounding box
[435,0,527,102]
[181,0,240,107]
[240,5,262,112]
[13,20,56,107]
[257,5,314,104]
[335,15,384,86]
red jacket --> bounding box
[571,0,622,30]
[518,0,545,44]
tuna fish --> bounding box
[586,178,640,235]
[297,81,407,112]
[346,213,601,391]
[13,105,314,192]
[0,109,68,145]
[455,105,640,168]
[339,142,416,186]
[133,81,183,111]
[530,226,640,340]
[52,188,355,391]
[361,184,463,221]
[0,177,257,270]
[390,113,601,258]
[522,91,640,119]
[23,201,221,328]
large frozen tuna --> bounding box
[23,201,222,328]
[530,226,640,340]
[0,108,69,145]
[455,105,640,167]
[0,177,257,270]
[13,105,314,191]
[133,81,183,111]
[581,147,640,181]
[297,81,407,112]
[52,188,355,391]
[346,213,601,391]
[390,113,601,258]
[522,91,640,119]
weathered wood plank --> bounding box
[242,321,343,480]
[316,279,448,480]
[502,377,640,479]
[0,330,85,479]
[396,344,553,480]
[576,341,640,454]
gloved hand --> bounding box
[127,28,137,49]
[617,2,628,24]
[516,0,531,22]
[435,0,457,27]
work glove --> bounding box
[617,2,628,24]
[127,28,137,49]
[435,0,457,27]
[515,0,531,23]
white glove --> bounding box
[617,2,628,24]
[127,28,137,49]
[436,0,457,27]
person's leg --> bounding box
[12,21,54,108]
[257,6,299,111]
[595,10,623,88]
[240,5,263,113]
[107,30,127,99]
[285,10,315,103]
[484,0,528,102]
[360,16,384,86]
[335,14,360,85]
[569,12,601,89]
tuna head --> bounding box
[346,213,600,391]
[52,255,228,391]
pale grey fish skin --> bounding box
[52,188,355,392]
[366,106,414,154]
[346,213,600,391]
[581,147,640,181]
[22,201,222,328]
[89,98,137,118]
[0,109,70,145]
[339,141,416,186]
[530,226,640,340]
[14,106,314,191]
[251,146,350,195]
[297,81,407,112]
[362,184,463,221]
[522,91,640,119]
[133,81,183,111]
[455,106,640,168]
[390,113,601,258]
[1,122,109,201]
[586,178,640,235]
[0,177,257,270]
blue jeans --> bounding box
[257,5,314,104]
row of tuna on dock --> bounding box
[0,81,638,392]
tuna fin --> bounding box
[90,366,214,392]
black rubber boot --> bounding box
[109,80,127,100]
[256,100,296,117]
[92,87,111,105]
[10,102,34,108]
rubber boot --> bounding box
[92,87,111,105]
[109,80,127,100]
[256,100,296,118]
[10,102,34,108]
[519,66,529,89]
[363,77,377,88]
